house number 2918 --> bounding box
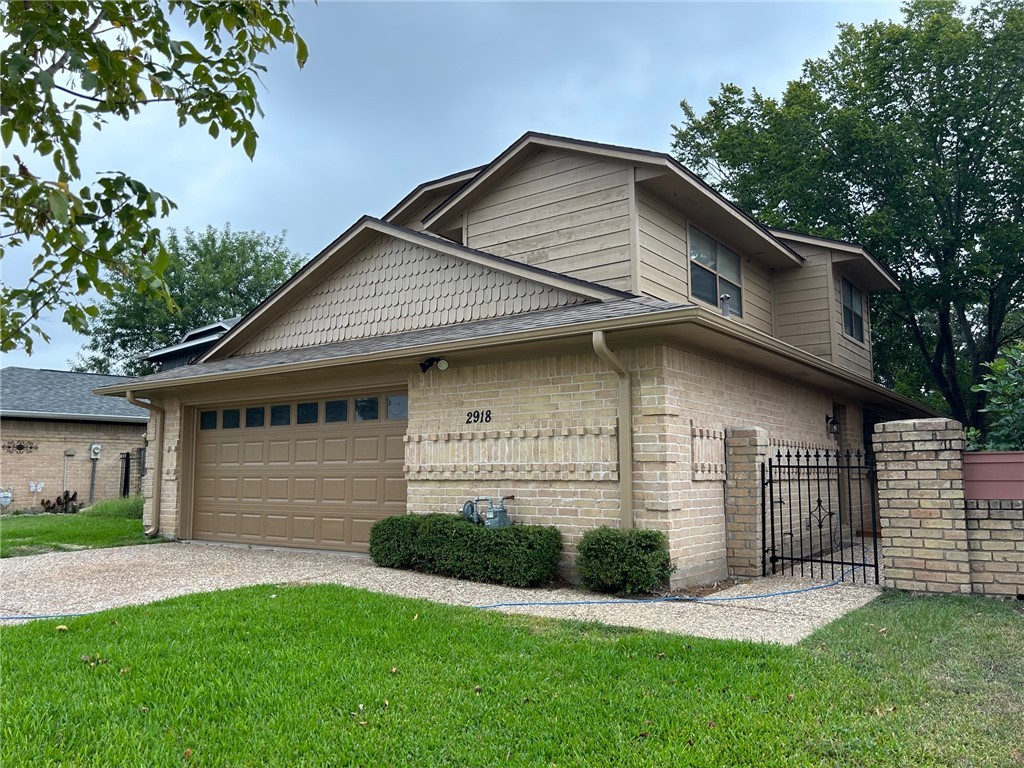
[466,410,492,424]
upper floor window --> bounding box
[842,277,864,342]
[689,227,742,316]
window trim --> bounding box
[688,226,743,317]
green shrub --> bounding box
[577,526,674,596]
[369,514,561,588]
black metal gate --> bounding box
[761,449,879,584]
[119,452,131,498]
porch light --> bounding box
[419,357,449,373]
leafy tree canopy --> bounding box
[0,0,307,353]
[72,224,303,376]
[967,343,1024,451]
[671,0,1024,432]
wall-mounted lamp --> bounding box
[825,415,840,435]
[419,357,449,373]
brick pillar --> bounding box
[873,418,971,594]
[725,426,770,578]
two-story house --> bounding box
[97,133,932,586]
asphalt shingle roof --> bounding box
[0,368,149,422]
[108,298,691,390]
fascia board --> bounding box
[1,409,149,424]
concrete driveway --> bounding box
[0,542,881,644]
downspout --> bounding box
[592,330,633,529]
[126,391,163,538]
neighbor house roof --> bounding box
[143,317,242,363]
[1,368,149,423]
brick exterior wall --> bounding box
[0,418,146,510]
[966,499,1024,597]
[140,397,182,536]
[874,418,1023,598]
[407,345,842,586]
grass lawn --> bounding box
[0,497,156,558]
[1,586,1021,767]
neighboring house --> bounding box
[1,368,148,509]
[143,317,241,372]
[96,133,933,585]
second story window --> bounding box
[842,277,864,342]
[689,227,742,316]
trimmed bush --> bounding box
[576,526,674,596]
[369,514,561,587]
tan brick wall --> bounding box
[139,397,183,537]
[873,418,972,594]
[408,345,841,586]
[966,499,1024,597]
[0,418,146,509]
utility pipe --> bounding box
[592,330,633,530]
[126,391,164,538]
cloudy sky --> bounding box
[3,1,902,371]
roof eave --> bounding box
[95,307,935,418]
[0,409,149,424]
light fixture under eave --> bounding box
[419,357,449,373]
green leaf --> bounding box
[242,131,256,160]
[47,190,69,224]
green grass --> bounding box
[0,497,156,558]
[1,587,1021,767]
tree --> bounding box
[967,343,1024,450]
[671,0,1024,433]
[72,225,303,376]
[0,1,308,353]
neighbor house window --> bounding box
[842,278,864,342]
[689,227,742,316]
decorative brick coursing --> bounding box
[0,418,145,509]
[874,418,972,594]
[966,499,1024,597]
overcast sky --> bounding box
[2,1,902,372]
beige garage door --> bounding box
[191,391,407,551]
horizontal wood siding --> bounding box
[637,190,688,302]
[465,150,633,292]
[833,270,873,378]
[773,258,833,360]
[742,259,773,335]
[236,235,591,355]
[636,190,772,333]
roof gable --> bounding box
[422,132,803,270]
[206,219,626,360]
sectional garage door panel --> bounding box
[191,394,407,552]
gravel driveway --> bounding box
[0,542,881,644]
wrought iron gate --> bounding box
[761,449,880,584]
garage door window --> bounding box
[325,400,348,422]
[355,397,379,421]
[246,407,265,428]
[297,402,319,424]
[270,404,291,426]
[200,410,217,430]
[387,395,409,420]
[222,409,240,429]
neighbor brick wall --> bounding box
[966,499,1024,597]
[874,418,1024,598]
[0,418,145,509]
